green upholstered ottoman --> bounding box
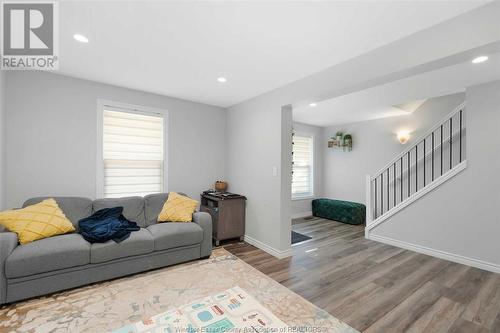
[312,198,366,225]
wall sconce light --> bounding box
[397,131,411,144]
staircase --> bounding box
[365,102,467,234]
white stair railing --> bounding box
[366,102,467,231]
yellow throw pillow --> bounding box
[158,192,198,222]
[0,198,75,244]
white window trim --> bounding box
[96,99,169,199]
[292,131,314,200]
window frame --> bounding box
[291,132,314,200]
[96,99,169,199]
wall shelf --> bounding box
[328,133,353,151]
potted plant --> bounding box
[343,134,353,151]
[335,131,343,146]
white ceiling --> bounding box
[58,1,489,107]
[293,52,500,127]
[393,100,427,114]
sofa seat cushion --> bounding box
[90,228,154,264]
[6,234,90,278]
[147,222,203,251]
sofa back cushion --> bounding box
[144,193,193,226]
[23,194,185,229]
[144,193,169,226]
[92,197,146,227]
[23,197,93,230]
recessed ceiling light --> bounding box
[472,56,488,64]
[73,34,89,43]
[309,102,317,107]
[217,77,227,83]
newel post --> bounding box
[365,174,372,237]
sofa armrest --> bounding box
[192,212,212,257]
[0,231,18,304]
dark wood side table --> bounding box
[200,193,246,246]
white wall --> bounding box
[323,93,465,204]
[0,71,5,210]
[370,80,500,270]
[291,122,324,216]
[4,71,226,208]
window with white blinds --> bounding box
[292,134,314,198]
[102,108,165,198]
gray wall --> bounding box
[226,98,292,253]
[4,71,226,208]
[291,122,324,216]
[323,93,465,204]
[371,80,500,268]
[0,71,4,210]
[221,5,496,255]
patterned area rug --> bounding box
[112,286,288,332]
[0,248,358,333]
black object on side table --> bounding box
[200,192,246,246]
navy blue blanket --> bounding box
[78,207,140,243]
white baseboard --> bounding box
[243,235,293,259]
[367,233,500,274]
[291,211,312,219]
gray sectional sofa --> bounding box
[0,193,212,305]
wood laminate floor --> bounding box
[223,217,500,333]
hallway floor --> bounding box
[224,217,500,333]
